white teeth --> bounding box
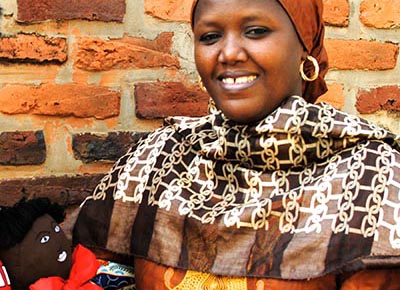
[223,77,235,84]
[58,251,67,262]
[222,75,257,85]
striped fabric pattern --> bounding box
[74,96,400,279]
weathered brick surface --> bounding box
[73,131,148,163]
[360,0,400,29]
[145,0,194,22]
[135,82,209,119]
[356,86,400,114]
[0,84,120,119]
[325,39,399,70]
[17,0,126,23]
[323,0,350,27]
[316,83,345,110]
[0,34,67,63]
[0,131,46,165]
[0,174,104,207]
[75,33,179,71]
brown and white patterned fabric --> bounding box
[74,95,400,280]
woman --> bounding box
[73,0,400,289]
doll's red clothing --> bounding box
[0,261,11,290]
[29,245,101,290]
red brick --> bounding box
[17,0,125,23]
[135,82,209,119]
[325,39,399,70]
[356,86,400,114]
[316,83,345,110]
[360,0,400,29]
[0,84,120,119]
[75,33,179,71]
[323,0,350,27]
[0,174,104,207]
[145,0,193,22]
[0,33,67,63]
[73,131,147,163]
[0,131,46,165]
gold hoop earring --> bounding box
[300,56,319,82]
[198,77,207,92]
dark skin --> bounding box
[193,0,306,124]
[0,214,72,290]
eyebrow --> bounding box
[241,13,277,24]
[195,13,272,29]
[194,18,220,28]
[36,231,51,241]
[242,15,263,22]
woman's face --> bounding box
[193,0,305,124]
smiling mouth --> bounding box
[58,251,67,262]
[221,75,258,85]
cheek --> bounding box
[194,46,216,76]
[194,46,204,71]
[285,42,304,71]
[254,38,302,66]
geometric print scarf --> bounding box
[74,95,400,279]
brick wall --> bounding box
[0,0,399,207]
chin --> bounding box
[215,99,270,124]
[224,112,262,124]
[222,105,266,124]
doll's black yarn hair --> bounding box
[0,198,65,250]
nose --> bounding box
[218,34,247,65]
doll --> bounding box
[0,198,100,290]
[0,198,135,290]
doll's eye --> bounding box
[40,235,50,244]
[54,225,61,233]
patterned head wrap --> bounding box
[191,0,329,103]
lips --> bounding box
[58,250,67,262]
[217,72,259,91]
[221,75,257,84]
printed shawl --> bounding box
[74,96,400,280]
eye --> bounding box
[245,27,270,38]
[199,32,221,45]
[40,235,50,244]
[54,225,61,233]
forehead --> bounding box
[193,0,289,26]
[30,214,55,232]
[22,214,56,242]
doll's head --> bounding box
[0,198,72,290]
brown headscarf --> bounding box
[191,0,329,103]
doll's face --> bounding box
[0,214,72,289]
